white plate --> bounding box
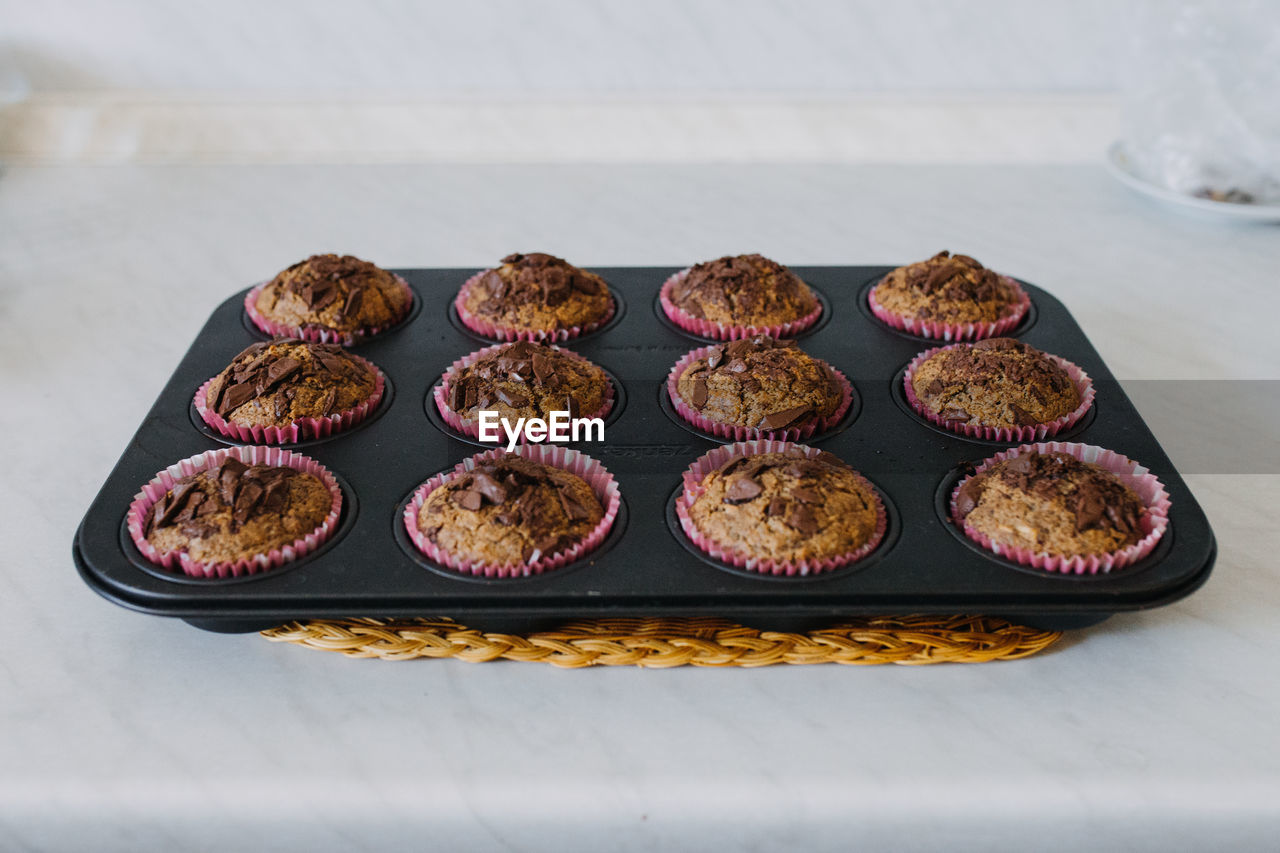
[1105,141,1280,223]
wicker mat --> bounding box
[261,615,1061,667]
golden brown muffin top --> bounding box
[256,254,409,335]
[955,451,1146,556]
[206,339,377,428]
[875,250,1021,324]
[463,253,612,333]
[911,338,1079,429]
[417,455,603,566]
[447,341,610,423]
[669,254,817,328]
[145,458,332,564]
[676,336,841,431]
[688,450,879,564]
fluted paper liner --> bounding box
[902,343,1094,442]
[868,274,1030,341]
[194,352,386,444]
[676,440,887,577]
[665,344,853,442]
[244,275,413,346]
[403,445,621,579]
[433,343,615,442]
[659,269,823,341]
[127,445,343,579]
[949,441,1171,574]
[454,270,616,342]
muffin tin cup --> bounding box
[949,441,1171,575]
[658,269,824,341]
[868,274,1031,341]
[454,270,617,343]
[901,344,1095,443]
[675,440,888,577]
[432,343,615,442]
[243,275,415,347]
[193,353,387,445]
[125,445,344,580]
[402,444,622,579]
[665,345,854,442]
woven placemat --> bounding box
[261,615,1061,667]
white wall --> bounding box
[3,0,1173,164]
[5,0,1130,95]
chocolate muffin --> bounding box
[954,451,1146,557]
[144,457,333,566]
[443,341,611,426]
[416,455,604,567]
[458,253,612,339]
[673,336,843,434]
[872,250,1026,334]
[665,254,819,333]
[251,254,411,340]
[203,339,379,431]
[686,449,880,566]
[909,338,1081,431]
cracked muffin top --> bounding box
[416,455,604,567]
[460,253,612,336]
[444,341,610,424]
[674,336,842,433]
[687,449,879,564]
[144,457,333,565]
[873,250,1023,326]
[205,339,378,428]
[253,253,410,337]
[910,338,1079,430]
[667,254,818,330]
[954,451,1146,557]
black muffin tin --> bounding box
[74,267,1216,633]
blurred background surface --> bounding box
[2,0,1136,164]
[6,0,1126,93]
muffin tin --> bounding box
[73,266,1216,633]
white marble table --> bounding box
[3,163,1278,852]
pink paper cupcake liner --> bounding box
[868,275,1030,341]
[902,344,1094,442]
[244,275,414,346]
[665,345,853,442]
[676,440,887,577]
[432,343,615,443]
[949,441,1171,575]
[194,353,386,445]
[403,444,621,579]
[659,269,823,341]
[126,445,343,579]
[454,270,616,342]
